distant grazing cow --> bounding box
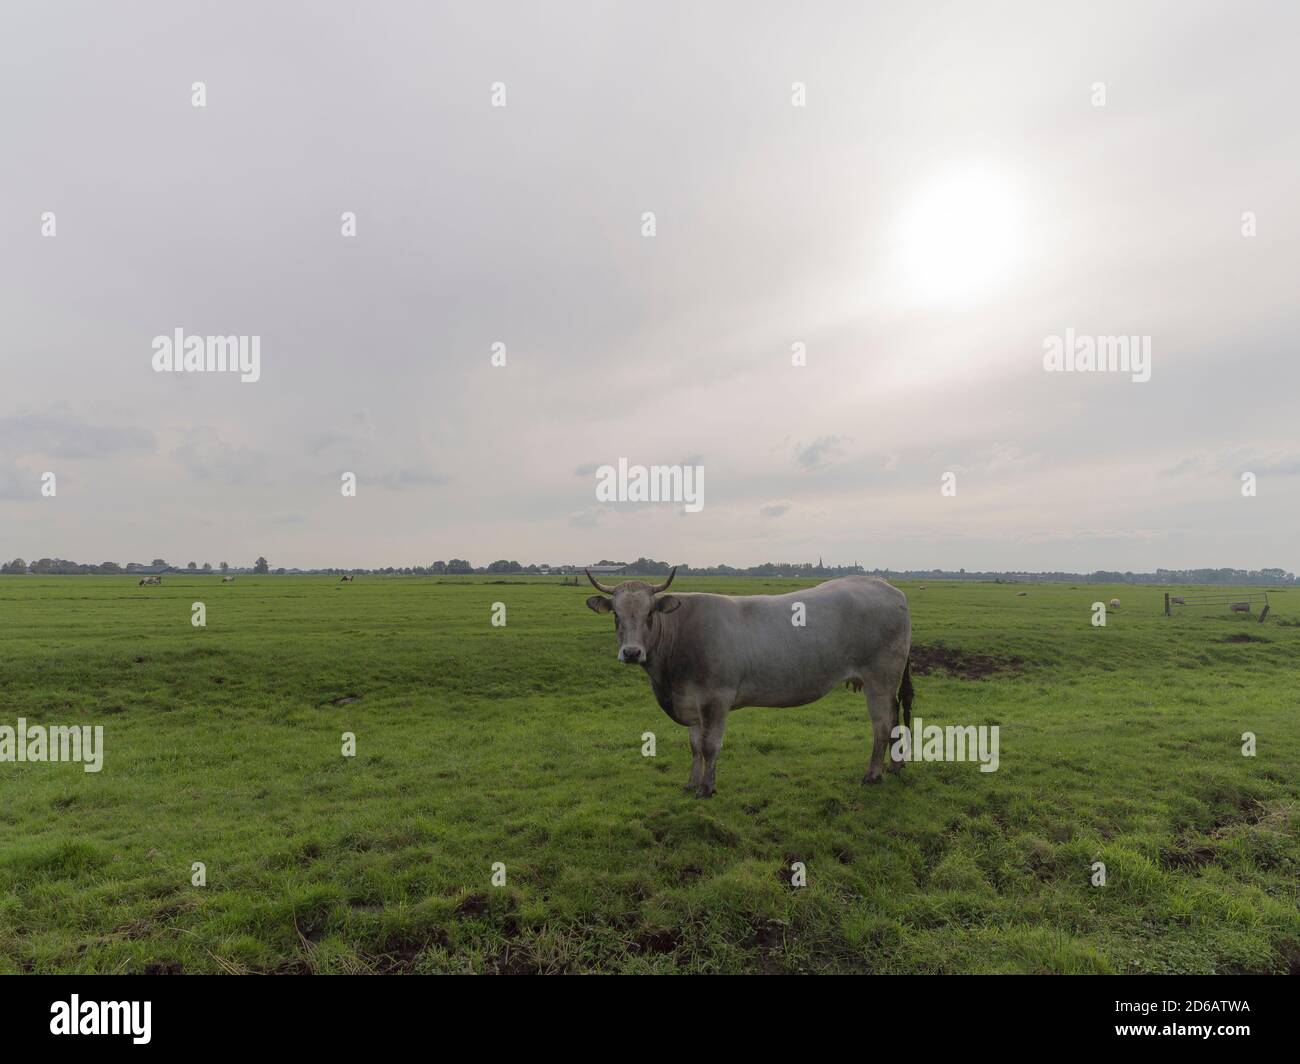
[584,569,913,797]
[1170,596,1185,605]
[340,575,354,583]
[1109,598,1120,609]
[221,575,235,583]
[138,576,161,586]
[1016,591,1027,597]
[1230,602,1250,613]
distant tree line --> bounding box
[2,557,234,575]
[870,567,1298,586]
[1,556,1294,585]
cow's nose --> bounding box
[620,646,643,663]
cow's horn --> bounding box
[585,569,617,594]
[650,567,677,594]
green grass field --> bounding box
[0,575,1296,974]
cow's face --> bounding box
[587,585,680,664]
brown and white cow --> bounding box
[585,568,913,797]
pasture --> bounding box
[0,575,1297,974]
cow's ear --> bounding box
[586,595,613,614]
[656,594,681,614]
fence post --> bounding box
[1164,592,1170,617]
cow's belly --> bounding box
[734,668,845,709]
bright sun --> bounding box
[897,167,1022,305]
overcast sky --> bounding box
[2,1,1298,571]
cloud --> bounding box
[961,443,1041,476]
[568,506,606,528]
[0,413,155,460]
[305,429,362,455]
[1162,449,1300,478]
[795,436,847,470]
[171,429,266,484]
[371,468,448,489]
[0,466,38,501]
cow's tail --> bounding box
[895,655,914,731]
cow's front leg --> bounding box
[684,724,704,793]
[694,706,728,799]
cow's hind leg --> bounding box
[888,658,913,774]
[861,683,896,784]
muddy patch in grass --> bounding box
[374,946,422,973]
[490,944,541,974]
[743,917,790,950]
[1159,843,1216,871]
[909,643,1023,680]
[740,918,793,974]
[776,854,806,886]
[455,892,491,918]
[633,927,683,955]
[676,865,704,885]
[371,926,451,973]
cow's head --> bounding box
[586,567,680,664]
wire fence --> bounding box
[1164,591,1270,622]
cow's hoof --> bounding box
[692,785,715,799]
[861,772,883,785]
[886,759,904,774]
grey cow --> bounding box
[585,568,913,797]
